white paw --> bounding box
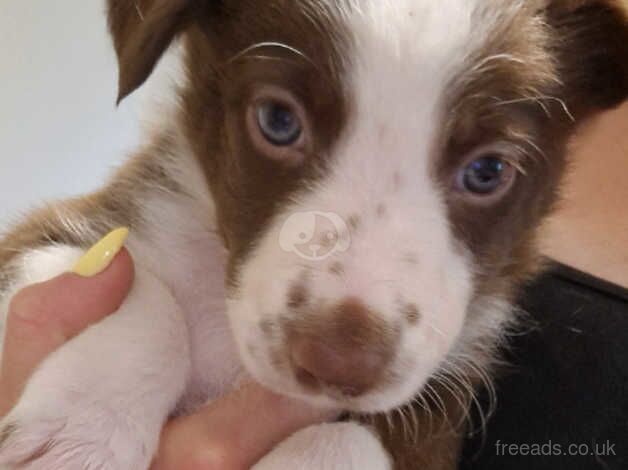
[254,422,392,470]
[0,249,188,470]
[0,395,153,470]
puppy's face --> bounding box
[110,0,628,412]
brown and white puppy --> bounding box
[0,1,627,469]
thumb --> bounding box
[0,232,134,412]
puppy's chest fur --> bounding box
[131,217,241,412]
[109,172,246,412]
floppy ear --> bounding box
[108,0,200,103]
[546,0,628,115]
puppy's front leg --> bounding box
[253,422,392,470]
[0,247,191,470]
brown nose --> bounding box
[288,297,396,397]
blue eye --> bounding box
[461,155,511,195]
[257,101,302,146]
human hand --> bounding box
[0,229,335,469]
[152,381,337,470]
[0,237,134,416]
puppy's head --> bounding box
[109,0,628,412]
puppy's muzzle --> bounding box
[286,297,398,397]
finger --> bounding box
[0,248,134,411]
[152,382,338,470]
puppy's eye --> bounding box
[455,147,516,199]
[462,156,508,194]
[257,101,302,146]
[246,86,310,166]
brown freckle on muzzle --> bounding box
[401,303,421,325]
[347,214,361,231]
[287,282,309,310]
[329,261,345,276]
[402,252,419,265]
[260,319,278,338]
[376,204,387,218]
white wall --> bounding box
[0,1,143,229]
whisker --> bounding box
[135,2,145,22]
[227,42,319,71]
[468,53,526,76]
[425,322,447,339]
[227,55,303,67]
[423,382,451,434]
[493,95,575,122]
[432,372,472,429]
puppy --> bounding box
[1,1,627,469]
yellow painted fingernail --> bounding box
[72,227,129,277]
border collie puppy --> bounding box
[1,1,626,468]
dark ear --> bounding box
[108,0,199,103]
[546,0,628,115]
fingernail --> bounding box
[72,227,129,277]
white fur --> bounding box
[254,422,392,470]
[0,247,190,469]
[123,144,244,411]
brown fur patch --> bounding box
[176,2,351,282]
[0,135,183,292]
[435,0,628,302]
[108,0,203,101]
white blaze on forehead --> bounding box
[345,0,490,140]
[298,0,491,266]
[301,1,499,211]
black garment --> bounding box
[461,263,628,470]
